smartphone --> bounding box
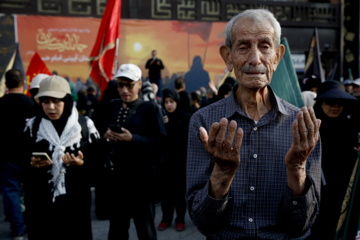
[161,108,167,116]
[109,124,123,133]
[32,152,53,164]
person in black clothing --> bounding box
[174,76,192,114]
[157,88,191,232]
[0,69,35,240]
[145,50,164,98]
[190,91,201,112]
[76,88,88,115]
[311,80,359,239]
[213,82,233,102]
[76,85,99,118]
[91,79,120,221]
[86,85,98,117]
[23,75,100,240]
[223,76,236,87]
[97,63,166,240]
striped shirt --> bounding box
[186,86,321,240]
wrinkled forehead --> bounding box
[232,18,275,43]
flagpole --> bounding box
[14,15,18,43]
[188,33,190,69]
[114,37,119,77]
[202,37,209,67]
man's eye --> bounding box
[261,43,271,49]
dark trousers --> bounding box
[160,191,186,224]
[108,200,157,240]
[94,168,112,220]
[25,189,92,240]
[0,161,25,236]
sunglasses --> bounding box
[324,100,344,106]
[117,81,137,89]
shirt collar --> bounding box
[121,97,141,109]
[224,85,291,119]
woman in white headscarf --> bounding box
[23,76,100,240]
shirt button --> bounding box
[253,154,257,158]
[253,127,257,131]
[248,218,253,222]
[250,186,255,191]
[293,201,298,205]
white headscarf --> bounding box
[25,106,99,202]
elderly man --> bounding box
[186,9,321,239]
[96,63,166,240]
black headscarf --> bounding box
[162,88,180,116]
[39,94,74,136]
[314,80,358,118]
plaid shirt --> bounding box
[186,86,321,240]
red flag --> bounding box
[25,52,52,96]
[89,0,121,97]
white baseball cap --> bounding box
[113,63,142,81]
[31,73,50,89]
[353,78,360,86]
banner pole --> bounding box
[113,38,119,77]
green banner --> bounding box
[334,156,360,240]
[270,38,304,108]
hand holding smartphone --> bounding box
[32,152,53,164]
[109,124,123,133]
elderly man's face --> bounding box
[221,18,284,90]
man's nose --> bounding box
[248,47,262,66]
[120,87,129,93]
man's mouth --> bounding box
[246,71,265,75]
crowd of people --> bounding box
[1,8,360,240]
[300,76,360,239]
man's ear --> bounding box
[220,45,233,72]
[138,79,142,93]
[273,44,285,72]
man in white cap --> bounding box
[352,78,360,99]
[29,73,50,105]
[95,63,166,240]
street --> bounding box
[0,189,205,240]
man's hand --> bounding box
[199,118,243,199]
[285,107,321,195]
[111,128,133,142]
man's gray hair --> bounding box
[224,9,281,50]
